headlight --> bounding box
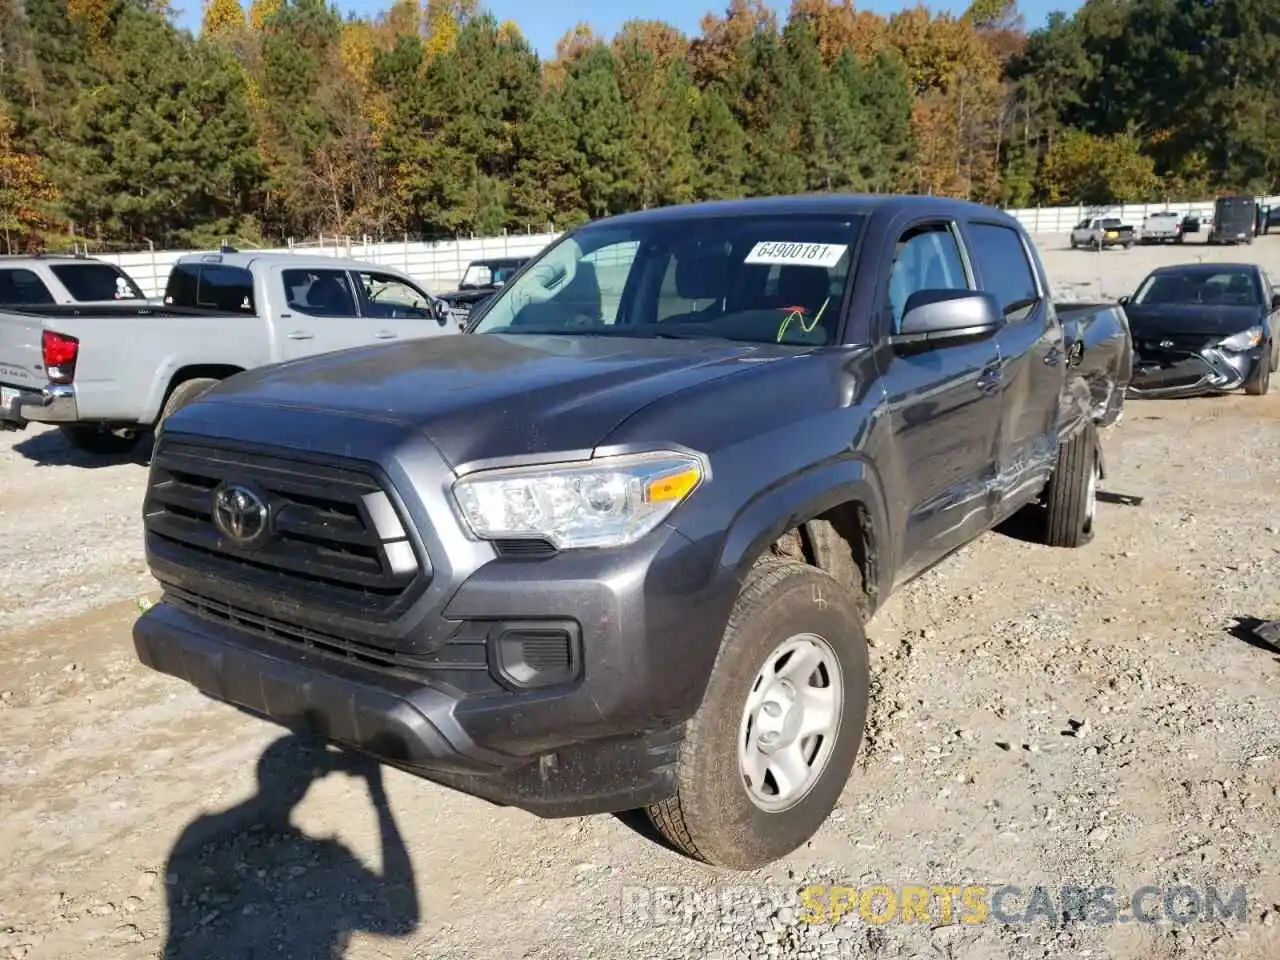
[451,450,705,549]
[1219,326,1264,351]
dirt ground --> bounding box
[1,232,1279,960]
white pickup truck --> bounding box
[0,250,458,453]
[0,253,151,305]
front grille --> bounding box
[1136,333,1215,355]
[145,439,429,617]
[163,587,492,689]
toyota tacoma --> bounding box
[133,195,1132,870]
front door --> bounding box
[876,220,1005,583]
[963,220,1063,518]
[351,270,452,339]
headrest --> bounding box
[675,247,731,300]
[776,265,831,309]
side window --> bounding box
[48,264,145,302]
[0,269,56,306]
[355,272,434,319]
[283,268,357,317]
[967,222,1041,322]
[164,263,255,312]
[887,223,969,331]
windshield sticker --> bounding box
[744,242,847,269]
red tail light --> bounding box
[42,330,79,384]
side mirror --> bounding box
[889,289,1003,348]
[431,299,450,325]
[1117,295,1130,306]
[1271,293,1280,312]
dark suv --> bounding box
[133,195,1131,869]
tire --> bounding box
[1245,351,1272,396]
[646,559,870,870]
[1041,421,1099,548]
[158,377,220,427]
[59,425,142,456]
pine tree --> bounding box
[690,88,747,200]
[509,87,587,229]
[561,44,641,217]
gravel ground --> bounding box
[1,231,1279,960]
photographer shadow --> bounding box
[161,731,420,959]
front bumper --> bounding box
[1127,344,1261,398]
[135,519,710,816]
[0,383,78,429]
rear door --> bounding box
[875,218,1005,581]
[962,219,1063,518]
[277,267,373,359]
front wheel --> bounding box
[646,559,869,870]
[59,425,142,456]
[1041,421,1100,548]
[1245,351,1272,396]
[158,377,221,428]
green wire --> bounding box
[777,296,830,343]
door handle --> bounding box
[287,331,314,340]
[976,365,1002,395]
[375,331,397,340]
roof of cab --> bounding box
[1148,261,1258,276]
[578,193,1024,228]
[173,250,407,275]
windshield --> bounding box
[470,215,864,346]
[1133,269,1261,307]
[49,263,146,301]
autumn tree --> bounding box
[0,105,59,252]
[1038,128,1161,204]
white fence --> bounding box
[96,197,1280,298]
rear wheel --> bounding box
[646,559,869,870]
[1041,421,1099,548]
[59,425,142,456]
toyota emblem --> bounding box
[212,483,270,547]
[1159,339,1174,349]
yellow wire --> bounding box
[776,296,830,343]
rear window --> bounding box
[49,263,145,301]
[164,262,256,313]
[0,269,55,306]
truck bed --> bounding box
[1057,300,1133,428]
[0,304,265,428]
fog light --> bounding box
[489,620,581,690]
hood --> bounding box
[1123,302,1264,338]
[198,333,791,467]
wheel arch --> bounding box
[717,456,892,620]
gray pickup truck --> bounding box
[0,250,457,453]
[133,195,1133,870]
